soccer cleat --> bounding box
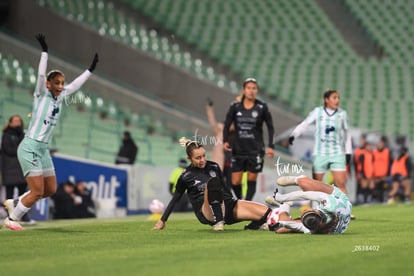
[276,176,299,186]
[3,199,16,218]
[386,197,395,205]
[212,221,224,231]
[265,196,281,207]
[3,217,25,231]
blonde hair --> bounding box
[179,137,203,157]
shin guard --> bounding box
[207,177,224,223]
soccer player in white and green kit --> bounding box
[268,175,352,234]
[288,90,352,194]
[3,34,99,230]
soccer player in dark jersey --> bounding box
[223,78,275,201]
[153,138,274,231]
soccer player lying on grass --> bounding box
[266,175,352,234]
[153,138,277,231]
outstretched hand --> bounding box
[288,136,295,145]
[152,220,165,230]
[35,33,48,52]
[88,53,99,72]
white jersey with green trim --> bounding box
[291,106,351,156]
[316,187,352,234]
[26,52,92,143]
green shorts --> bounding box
[312,154,346,174]
[17,137,54,177]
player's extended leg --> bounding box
[43,173,57,198]
[234,200,272,230]
[402,178,411,202]
[312,172,324,181]
[277,175,333,194]
[15,175,45,218]
[331,170,348,194]
[231,171,243,199]
[387,180,400,204]
[201,177,225,230]
[3,173,44,231]
[245,172,258,201]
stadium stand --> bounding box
[3,0,413,160]
[36,0,240,93]
[0,50,186,165]
[117,0,413,140]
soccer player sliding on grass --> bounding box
[153,138,278,231]
[266,175,352,234]
[3,33,99,230]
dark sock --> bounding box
[244,208,272,230]
[208,177,224,223]
[245,181,257,201]
[232,184,242,199]
[362,188,367,203]
[209,204,223,223]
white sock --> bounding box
[11,201,31,221]
[279,203,291,214]
[279,221,311,234]
[276,190,325,202]
[294,175,306,184]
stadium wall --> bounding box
[6,0,302,135]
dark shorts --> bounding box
[231,154,264,173]
[195,198,240,226]
[392,174,409,182]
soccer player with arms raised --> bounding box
[3,34,99,230]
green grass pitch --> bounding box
[0,204,413,275]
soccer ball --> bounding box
[149,199,164,214]
[266,209,280,227]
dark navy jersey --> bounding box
[223,98,274,156]
[161,161,234,222]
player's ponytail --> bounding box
[179,137,203,157]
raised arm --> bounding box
[34,34,48,96]
[289,108,317,145]
[206,99,220,135]
[64,53,98,96]
[222,103,235,152]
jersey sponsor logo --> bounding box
[43,120,57,127]
[52,106,60,116]
[325,126,335,134]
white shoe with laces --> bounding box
[212,221,224,231]
[276,176,302,186]
[3,199,15,218]
[265,196,281,207]
[3,217,25,231]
